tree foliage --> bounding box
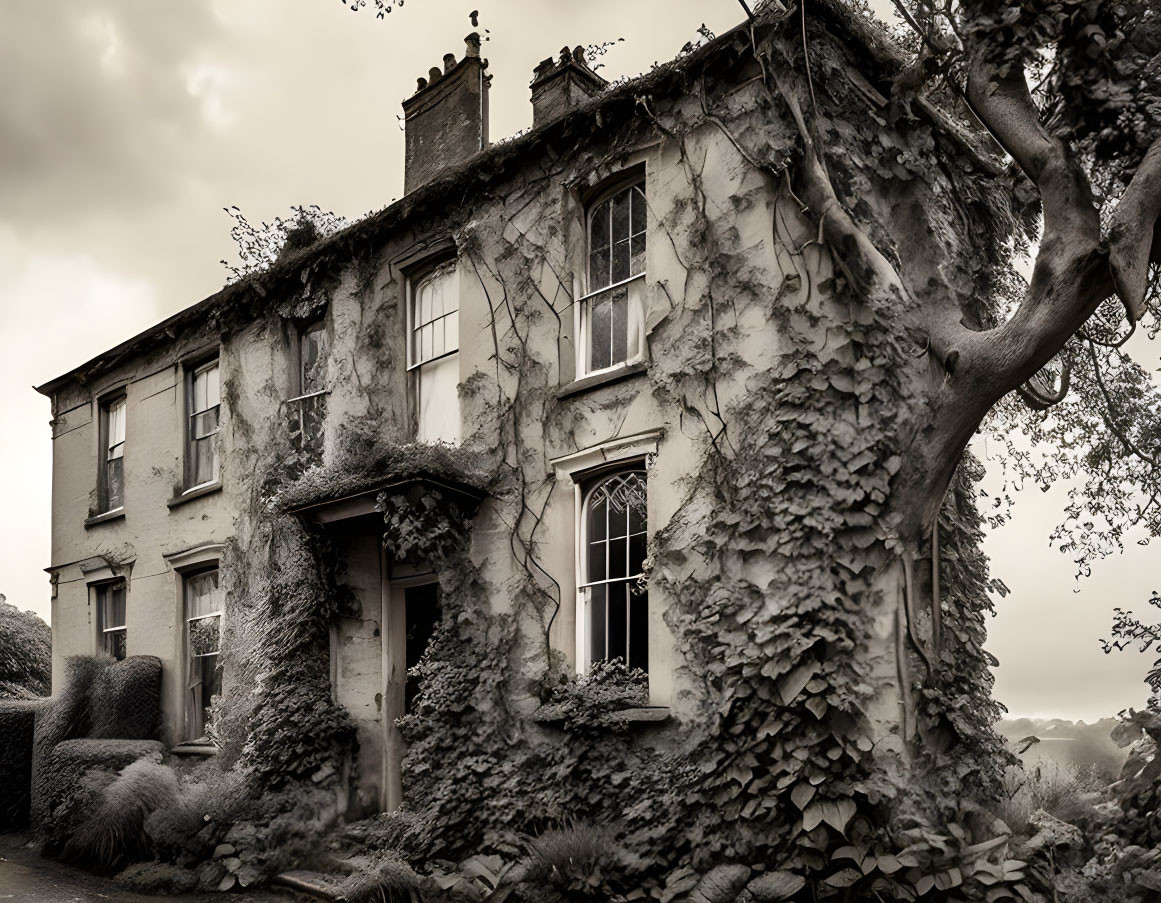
[0,594,51,698]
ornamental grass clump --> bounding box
[338,853,430,903]
[527,821,627,900]
[62,758,180,872]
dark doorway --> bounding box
[404,582,441,713]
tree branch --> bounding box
[1109,136,1161,324]
[964,48,1108,391]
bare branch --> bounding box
[1109,137,1161,324]
[1085,338,1160,469]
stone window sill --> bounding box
[172,741,218,757]
[557,362,648,400]
[167,481,223,509]
[531,704,671,727]
[84,508,125,529]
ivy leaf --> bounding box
[777,661,817,705]
[819,798,857,834]
[791,782,816,810]
[823,868,863,888]
[747,871,806,900]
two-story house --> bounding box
[34,3,1009,845]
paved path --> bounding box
[0,834,307,903]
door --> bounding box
[382,568,441,811]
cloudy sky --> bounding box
[0,0,1151,721]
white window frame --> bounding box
[551,430,660,675]
[95,580,127,661]
[182,566,223,743]
[99,394,126,514]
[185,358,221,491]
[406,259,460,371]
[578,468,649,671]
[165,543,225,746]
[577,179,648,379]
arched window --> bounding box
[579,180,647,376]
[581,469,648,671]
[408,259,461,444]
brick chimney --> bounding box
[402,33,491,193]
[530,46,608,129]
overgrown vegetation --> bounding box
[27,1,1161,900]
[0,594,50,699]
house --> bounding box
[33,1,1007,845]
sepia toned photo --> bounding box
[2,1,1161,900]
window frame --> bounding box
[406,258,460,372]
[97,391,127,515]
[183,356,221,491]
[95,580,127,661]
[182,565,223,743]
[577,174,648,379]
[289,318,330,402]
[576,460,649,674]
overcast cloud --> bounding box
[0,0,1150,721]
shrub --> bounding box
[34,738,163,849]
[337,853,431,903]
[0,597,50,699]
[62,759,180,872]
[994,761,1104,834]
[88,656,162,740]
[0,699,41,829]
[526,821,629,900]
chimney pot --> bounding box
[402,38,491,193]
[416,77,428,92]
[530,42,608,129]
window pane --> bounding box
[186,570,220,619]
[589,245,611,291]
[607,581,628,662]
[190,614,221,657]
[628,591,648,672]
[106,458,123,510]
[193,370,207,413]
[590,584,607,664]
[432,318,446,359]
[206,365,220,408]
[445,310,459,352]
[590,201,610,250]
[301,326,328,394]
[611,287,628,362]
[192,408,219,440]
[629,534,647,576]
[107,400,126,446]
[589,296,611,371]
[612,239,630,284]
[107,584,126,628]
[631,185,646,235]
[104,629,127,662]
[609,535,628,578]
[612,189,631,243]
[608,485,629,539]
[588,541,607,582]
[630,234,646,277]
[422,323,433,361]
[588,493,607,541]
[416,353,461,444]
